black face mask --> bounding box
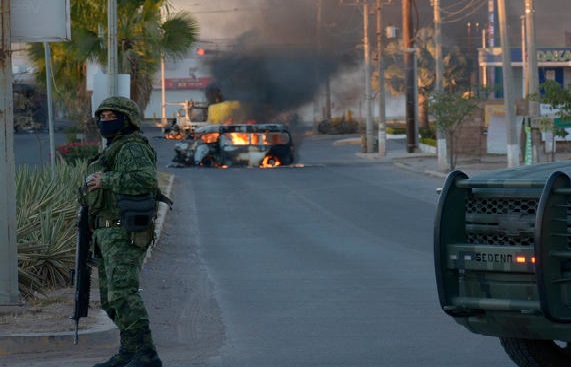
[98,114,126,137]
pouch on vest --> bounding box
[116,194,156,232]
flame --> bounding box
[201,133,220,144]
[260,155,281,168]
[227,133,250,145]
[165,133,184,140]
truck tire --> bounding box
[500,337,571,367]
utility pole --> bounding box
[481,29,487,86]
[339,0,374,152]
[376,0,386,157]
[497,0,520,167]
[318,0,331,120]
[0,0,20,305]
[432,0,447,171]
[161,54,167,127]
[314,0,323,132]
[160,6,167,128]
[525,0,539,163]
[487,0,495,94]
[403,0,417,153]
[520,16,527,98]
[108,0,118,96]
[364,1,374,153]
[525,0,539,114]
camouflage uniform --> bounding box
[84,96,162,367]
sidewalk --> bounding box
[336,135,513,178]
[362,152,509,179]
[380,151,571,179]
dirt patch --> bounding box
[0,282,104,335]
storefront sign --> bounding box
[537,49,571,62]
[479,48,571,65]
[154,77,214,90]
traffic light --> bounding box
[195,47,220,57]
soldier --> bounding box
[83,96,162,367]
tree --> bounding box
[442,46,470,92]
[533,80,571,121]
[27,0,199,124]
[428,89,487,171]
[382,27,470,131]
[531,80,571,159]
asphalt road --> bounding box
[13,129,67,166]
[150,131,515,367]
[4,128,517,367]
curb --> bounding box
[0,310,119,355]
[145,172,175,263]
[393,161,447,179]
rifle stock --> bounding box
[71,204,92,345]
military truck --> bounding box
[435,162,571,367]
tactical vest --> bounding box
[82,133,172,230]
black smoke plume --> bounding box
[206,47,346,123]
[202,1,360,123]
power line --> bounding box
[441,0,483,15]
[441,0,487,23]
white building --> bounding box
[144,52,213,123]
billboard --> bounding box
[11,0,71,42]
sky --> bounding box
[167,0,570,120]
[169,0,366,119]
[167,1,570,69]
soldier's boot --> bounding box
[93,330,137,367]
[123,329,162,367]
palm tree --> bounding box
[382,27,470,130]
[383,29,436,130]
[27,0,199,123]
[112,0,199,109]
[414,27,436,131]
[442,46,470,92]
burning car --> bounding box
[171,123,295,168]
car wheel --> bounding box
[200,155,219,167]
[261,154,280,167]
[500,337,571,367]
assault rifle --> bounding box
[70,204,92,345]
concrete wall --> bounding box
[453,109,487,157]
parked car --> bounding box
[171,123,295,168]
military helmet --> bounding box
[95,96,142,129]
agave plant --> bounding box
[16,161,86,298]
[15,161,172,299]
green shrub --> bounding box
[56,142,100,164]
[63,126,85,144]
[16,161,86,298]
[318,117,359,134]
[386,126,406,135]
[419,126,437,140]
[420,137,437,147]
